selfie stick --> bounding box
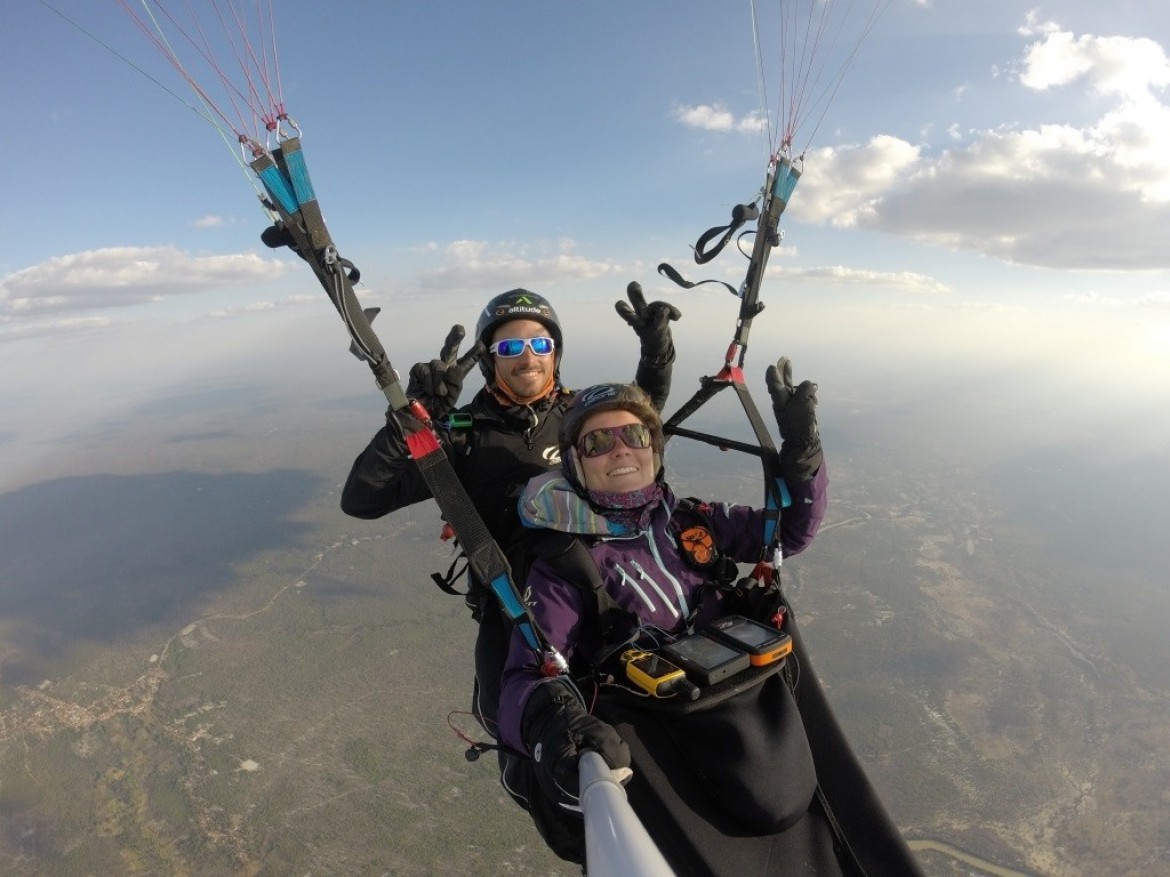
[579,751,676,877]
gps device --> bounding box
[622,650,700,700]
[660,633,750,687]
[704,615,793,666]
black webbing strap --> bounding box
[250,145,404,407]
[656,261,738,298]
[691,202,760,264]
[430,552,469,596]
[532,531,639,670]
[249,137,559,663]
[402,421,552,656]
[406,426,504,580]
[659,155,801,371]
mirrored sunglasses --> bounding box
[577,423,653,458]
[489,336,556,357]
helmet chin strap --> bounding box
[567,446,589,491]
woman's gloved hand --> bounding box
[766,356,823,482]
[522,680,631,813]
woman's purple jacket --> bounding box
[496,463,828,753]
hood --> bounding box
[518,472,630,537]
[519,473,679,538]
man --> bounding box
[340,286,680,735]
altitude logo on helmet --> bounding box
[494,304,552,320]
[492,291,552,320]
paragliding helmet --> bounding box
[476,289,563,382]
[559,383,665,491]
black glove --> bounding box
[766,357,823,482]
[522,680,631,813]
[405,324,484,420]
[615,282,681,366]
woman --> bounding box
[496,375,860,877]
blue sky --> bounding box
[3,1,1170,488]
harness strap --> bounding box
[250,145,403,405]
[250,138,562,668]
[403,422,551,657]
[529,531,638,671]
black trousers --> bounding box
[471,606,511,737]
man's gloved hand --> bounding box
[615,282,681,366]
[766,357,823,482]
[405,325,484,421]
[522,680,631,813]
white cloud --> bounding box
[0,316,113,344]
[208,294,318,319]
[414,239,625,292]
[790,135,922,227]
[775,265,950,294]
[0,247,290,318]
[1060,290,1170,309]
[1019,12,1170,97]
[673,103,767,134]
[193,215,226,228]
[785,19,1170,271]
[1138,291,1170,309]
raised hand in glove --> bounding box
[615,282,681,366]
[405,324,484,420]
[522,680,631,813]
[766,357,823,482]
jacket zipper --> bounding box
[522,404,539,449]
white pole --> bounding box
[579,751,677,877]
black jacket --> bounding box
[340,357,672,570]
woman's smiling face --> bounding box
[576,409,656,493]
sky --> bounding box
[2,0,1170,494]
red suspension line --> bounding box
[170,0,259,139]
[117,0,247,139]
[200,0,269,137]
[263,0,285,116]
[214,0,283,130]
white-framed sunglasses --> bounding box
[489,337,556,357]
